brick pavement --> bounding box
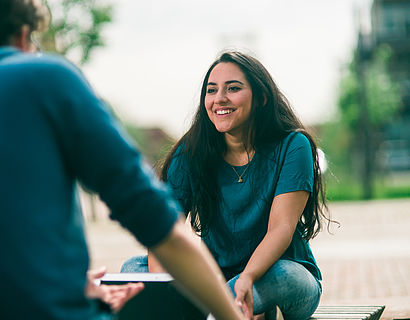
[310,199,410,319]
[85,198,410,320]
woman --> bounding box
[123,51,330,320]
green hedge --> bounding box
[324,171,410,201]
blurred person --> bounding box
[122,51,331,320]
[0,1,246,319]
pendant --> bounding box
[238,177,243,183]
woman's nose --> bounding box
[215,90,228,104]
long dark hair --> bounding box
[161,51,329,240]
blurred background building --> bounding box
[370,0,410,172]
[317,0,410,201]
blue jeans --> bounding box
[121,256,321,320]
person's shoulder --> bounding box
[6,51,70,68]
[286,131,311,149]
[170,142,189,165]
[167,142,192,175]
[258,132,311,160]
[6,51,84,82]
[258,132,308,152]
[173,143,185,156]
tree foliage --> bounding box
[40,0,113,64]
[337,44,401,131]
[322,44,402,199]
[365,45,402,126]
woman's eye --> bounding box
[207,88,217,94]
[227,86,241,92]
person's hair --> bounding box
[0,0,49,46]
[161,51,330,240]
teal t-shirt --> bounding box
[167,132,321,281]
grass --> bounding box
[324,171,410,201]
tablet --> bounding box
[100,273,208,320]
[99,272,174,285]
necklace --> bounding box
[231,150,251,183]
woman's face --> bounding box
[204,62,253,137]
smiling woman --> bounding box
[122,51,333,320]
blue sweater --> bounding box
[0,47,179,319]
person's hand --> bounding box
[85,267,144,313]
[97,282,144,313]
[234,274,254,320]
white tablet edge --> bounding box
[95,272,174,286]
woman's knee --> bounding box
[263,260,317,291]
[252,260,321,315]
[267,260,321,319]
[120,255,148,273]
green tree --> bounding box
[338,45,401,134]
[40,0,113,64]
[365,45,402,126]
[323,44,401,199]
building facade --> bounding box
[370,0,410,171]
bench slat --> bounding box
[310,305,385,320]
[315,306,383,311]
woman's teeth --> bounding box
[216,109,233,115]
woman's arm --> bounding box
[234,190,309,317]
[151,218,245,320]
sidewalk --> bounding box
[310,199,410,319]
[85,198,410,320]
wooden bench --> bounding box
[310,305,385,320]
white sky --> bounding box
[81,0,372,138]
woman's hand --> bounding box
[85,267,144,313]
[234,274,254,319]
